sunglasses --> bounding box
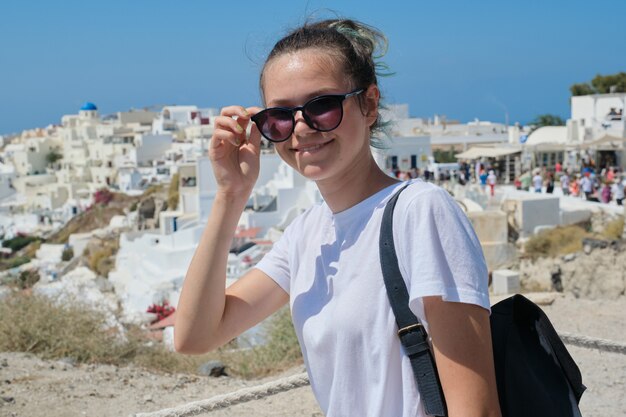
[251,89,365,142]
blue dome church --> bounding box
[79,102,99,120]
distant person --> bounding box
[590,170,599,192]
[532,172,543,193]
[174,18,500,417]
[581,173,594,200]
[520,170,531,191]
[475,160,482,183]
[612,178,624,206]
[545,172,554,194]
[570,175,580,197]
[607,167,615,182]
[555,161,562,173]
[479,169,488,192]
[560,172,570,196]
[514,176,522,190]
[487,170,497,196]
[601,181,612,204]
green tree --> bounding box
[569,72,626,96]
[591,72,626,94]
[45,151,63,166]
[529,114,565,132]
[570,83,595,96]
[433,146,457,163]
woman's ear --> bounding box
[364,84,380,127]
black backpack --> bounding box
[379,185,585,417]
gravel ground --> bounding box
[0,292,624,417]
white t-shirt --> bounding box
[256,180,490,417]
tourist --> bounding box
[612,177,624,206]
[560,171,570,196]
[487,169,497,196]
[545,172,555,194]
[570,175,580,197]
[601,181,612,204]
[532,170,543,193]
[174,18,501,417]
[479,168,489,192]
[607,167,615,183]
[520,170,531,191]
[581,172,594,201]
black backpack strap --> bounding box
[379,183,447,416]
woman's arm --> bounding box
[174,192,288,353]
[424,296,502,417]
[174,105,288,354]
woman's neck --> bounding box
[316,156,400,213]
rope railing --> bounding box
[134,332,626,417]
[559,332,626,355]
[134,372,310,417]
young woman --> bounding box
[175,18,501,417]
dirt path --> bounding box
[1,293,624,417]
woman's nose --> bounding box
[293,110,314,136]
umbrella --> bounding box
[580,134,626,149]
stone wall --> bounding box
[519,246,626,300]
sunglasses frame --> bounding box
[251,88,365,142]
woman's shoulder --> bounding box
[397,180,456,210]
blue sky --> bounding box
[1,0,625,135]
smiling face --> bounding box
[261,48,378,185]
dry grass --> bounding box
[524,217,625,260]
[47,192,141,245]
[600,217,624,240]
[86,243,118,278]
[0,293,133,363]
[524,225,591,260]
[215,307,302,378]
[167,173,180,211]
[0,293,302,378]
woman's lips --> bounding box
[292,139,333,153]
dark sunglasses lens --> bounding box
[305,96,343,131]
[256,109,294,142]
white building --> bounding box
[522,93,626,171]
[7,136,63,176]
[108,153,320,317]
[0,163,16,201]
[152,106,218,135]
[570,93,626,142]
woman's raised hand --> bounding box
[210,106,263,197]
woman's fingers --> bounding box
[246,106,263,148]
[213,117,245,147]
[213,106,251,147]
[211,128,241,151]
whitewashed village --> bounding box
[0,84,625,416]
[0,89,625,347]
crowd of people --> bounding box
[389,160,626,206]
[515,164,626,205]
